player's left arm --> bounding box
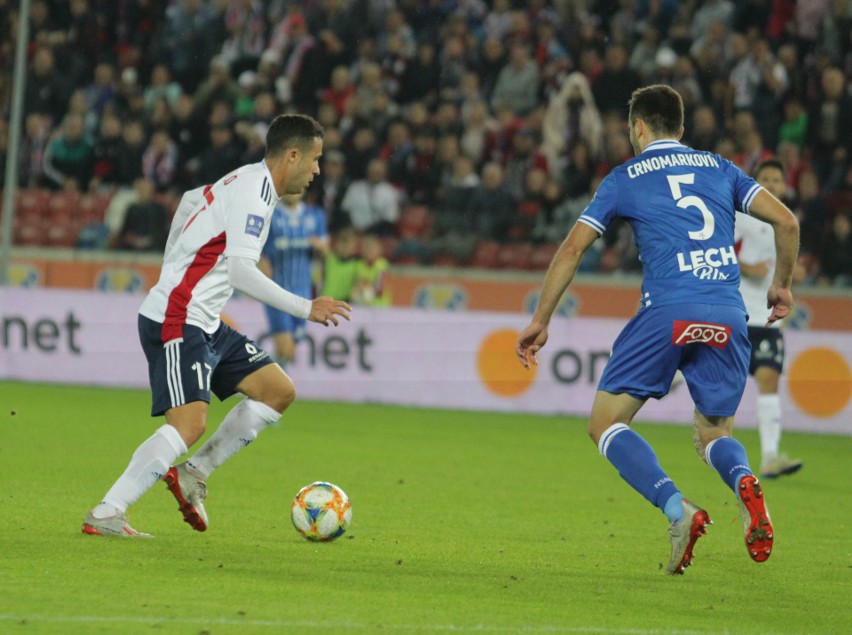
[516,221,598,368]
[745,189,800,324]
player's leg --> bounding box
[750,329,802,478]
[83,318,213,536]
[686,311,773,563]
[272,331,296,365]
[592,307,710,574]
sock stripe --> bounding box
[598,423,630,456]
[704,437,720,470]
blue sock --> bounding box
[599,424,681,521]
[706,436,753,495]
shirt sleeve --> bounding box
[261,208,279,260]
[577,172,618,235]
[223,172,276,262]
[727,160,764,214]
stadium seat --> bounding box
[14,189,50,218]
[397,205,432,239]
[529,243,559,270]
[77,191,113,223]
[470,240,501,269]
[496,242,533,270]
[430,253,461,268]
[46,191,81,222]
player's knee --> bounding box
[264,375,296,413]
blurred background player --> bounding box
[516,85,799,575]
[259,191,329,366]
[736,159,803,479]
[352,234,391,306]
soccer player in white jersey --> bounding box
[736,159,803,479]
[516,86,799,574]
[82,114,352,537]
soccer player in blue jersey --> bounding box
[259,192,329,366]
[516,85,799,575]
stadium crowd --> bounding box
[1,0,851,286]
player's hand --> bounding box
[765,285,793,326]
[516,322,548,370]
[309,296,352,327]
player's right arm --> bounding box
[744,189,800,325]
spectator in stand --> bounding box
[806,66,852,192]
[23,46,67,124]
[320,66,356,119]
[343,126,377,181]
[170,94,207,180]
[459,100,491,166]
[90,111,125,191]
[541,71,603,175]
[112,177,169,253]
[502,126,549,201]
[776,141,807,193]
[429,154,482,265]
[144,64,183,113]
[314,150,350,233]
[340,158,400,235]
[477,37,507,104]
[19,113,52,188]
[734,129,774,176]
[592,44,641,117]
[379,120,414,186]
[277,12,320,112]
[142,129,179,193]
[818,211,852,287]
[193,123,243,187]
[83,63,116,121]
[115,119,147,187]
[220,0,267,77]
[403,127,441,206]
[561,139,595,199]
[816,0,852,66]
[688,105,722,152]
[465,161,515,243]
[439,36,468,103]
[483,0,513,41]
[512,167,548,241]
[193,56,242,121]
[43,112,94,191]
[321,227,360,303]
[794,170,829,254]
[162,0,217,92]
[401,41,441,106]
[491,43,541,117]
[778,96,808,149]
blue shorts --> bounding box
[747,326,784,375]
[598,303,750,417]
[264,306,307,341]
[138,315,275,416]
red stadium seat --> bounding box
[470,240,501,269]
[431,253,461,268]
[397,205,432,239]
[46,191,80,222]
[496,242,533,270]
[77,191,113,223]
[529,243,559,270]
[14,189,50,218]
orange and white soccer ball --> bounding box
[290,482,352,542]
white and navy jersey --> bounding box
[261,202,327,299]
[579,140,764,309]
[735,211,779,328]
[139,161,279,342]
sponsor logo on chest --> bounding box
[676,246,737,280]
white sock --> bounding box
[757,393,782,461]
[94,424,187,517]
[187,399,281,480]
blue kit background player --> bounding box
[516,85,799,575]
[259,192,329,366]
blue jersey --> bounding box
[579,140,764,310]
[261,202,327,299]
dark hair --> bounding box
[628,85,684,137]
[754,158,785,179]
[265,114,324,158]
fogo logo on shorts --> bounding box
[672,321,731,349]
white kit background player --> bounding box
[735,158,802,479]
[83,114,352,537]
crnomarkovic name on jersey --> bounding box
[627,153,720,178]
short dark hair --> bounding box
[265,114,324,157]
[754,158,785,179]
[628,85,684,137]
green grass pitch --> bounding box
[1,381,849,634]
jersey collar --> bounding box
[642,139,684,154]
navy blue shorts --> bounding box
[264,306,307,341]
[598,303,750,417]
[747,326,784,375]
[138,315,275,416]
